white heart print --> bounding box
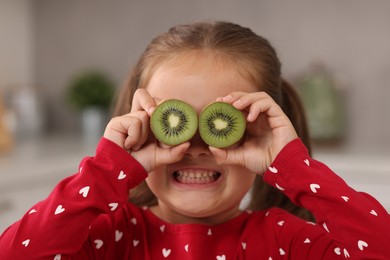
[310,183,320,193]
[54,205,65,215]
[269,166,278,173]
[216,255,226,260]
[108,202,118,211]
[370,210,378,216]
[162,248,171,257]
[94,239,103,249]
[343,248,350,258]
[118,170,126,180]
[22,239,30,247]
[54,254,61,260]
[275,183,285,191]
[115,230,123,242]
[304,159,310,166]
[358,240,368,251]
[79,186,90,198]
[322,222,330,233]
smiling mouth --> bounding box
[173,170,221,184]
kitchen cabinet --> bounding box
[0,135,94,232]
[1,136,389,233]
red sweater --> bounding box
[1,138,389,259]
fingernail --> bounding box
[233,99,242,107]
[247,112,253,121]
[148,107,155,115]
[224,95,233,101]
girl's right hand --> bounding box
[103,89,190,172]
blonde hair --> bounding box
[114,21,313,221]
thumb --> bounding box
[155,142,190,167]
[208,147,227,164]
[209,146,245,167]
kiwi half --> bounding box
[199,102,246,148]
[150,99,198,146]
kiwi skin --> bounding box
[150,99,198,146]
[199,102,246,148]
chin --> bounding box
[179,201,216,215]
[172,199,221,218]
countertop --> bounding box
[1,135,389,233]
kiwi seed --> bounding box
[150,99,198,146]
[199,102,246,148]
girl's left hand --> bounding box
[209,91,298,175]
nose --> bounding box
[184,133,211,158]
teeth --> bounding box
[176,170,217,178]
[175,170,220,184]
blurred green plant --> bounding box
[66,70,115,110]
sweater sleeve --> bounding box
[263,138,390,259]
[0,137,148,259]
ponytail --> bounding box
[280,79,312,155]
[247,79,314,221]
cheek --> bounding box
[145,167,168,195]
[227,167,257,193]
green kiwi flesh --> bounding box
[150,99,198,146]
[199,102,246,148]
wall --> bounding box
[27,1,390,151]
[1,0,389,234]
[0,0,34,88]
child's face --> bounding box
[145,53,258,224]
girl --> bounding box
[1,21,389,259]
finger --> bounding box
[209,146,245,167]
[220,92,266,121]
[149,97,162,115]
[220,92,246,104]
[132,111,150,151]
[104,117,129,148]
[231,92,269,110]
[155,142,190,166]
[123,116,143,149]
[229,92,289,127]
[250,98,291,129]
[131,89,157,115]
[104,115,142,149]
[208,146,228,165]
[246,98,268,122]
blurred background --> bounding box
[1,0,389,232]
